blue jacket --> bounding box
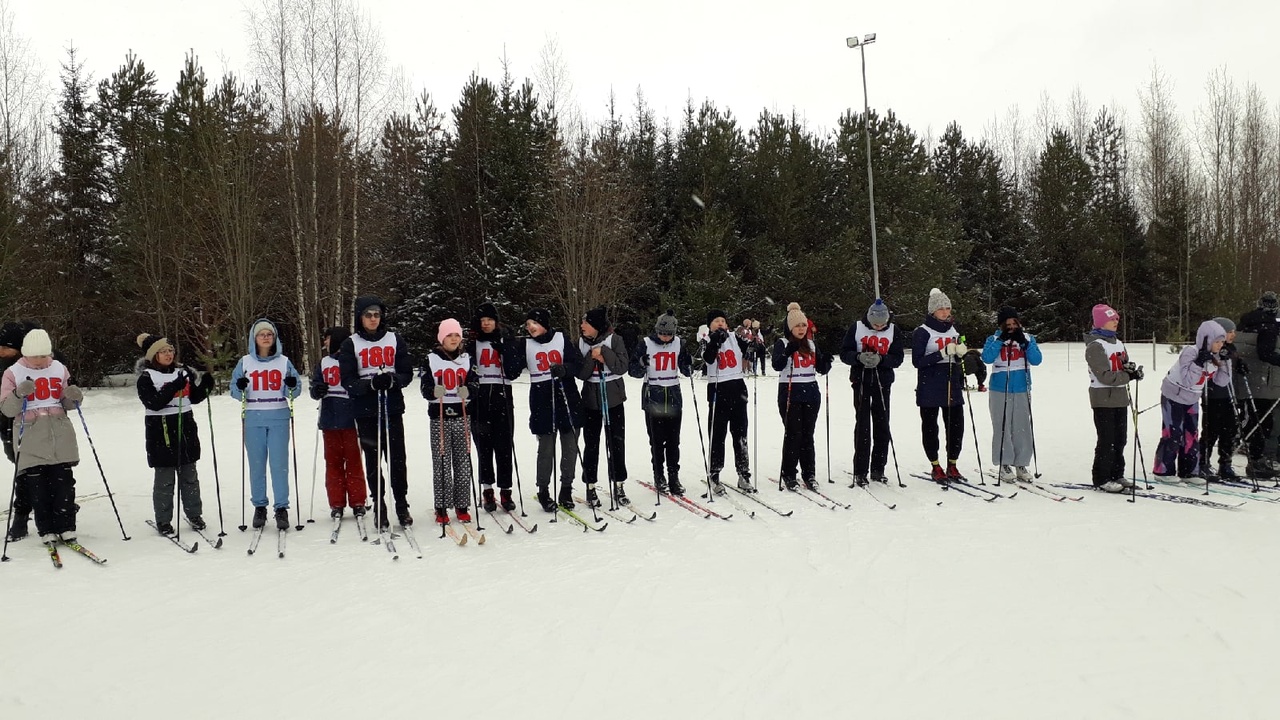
[911,316,965,408]
[980,332,1043,394]
[230,318,302,426]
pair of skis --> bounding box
[41,536,107,568]
[440,521,487,545]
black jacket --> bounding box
[506,329,583,435]
[137,361,212,468]
[337,296,414,417]
[839,315,906,389]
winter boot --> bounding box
[252,506,268,529]
[737,474,756,493]
[998,465,1015,482]
[352,505,366,517]
[156,522,175,536]
[930,463,947,483]
[274,508,290,531]
[397,509,414,527]
[58,531,76,544]
[614,484,630,506]
[1015,466,1033,482]
[187,515,206,531]
[482,487,497,513]
[537,485,556,513]
[1219,462,1240,480]
[557,482,575,510]
[853,474,869,488]
[330,507,344,519]
[782,476,799,491]
[871,468,889,484]
[668,475,685,496]
[1118,476,1136,489]
[709,472,727,495]
[945,462,965,482]
[654,475,669,494]
[584,484,601,508]
[1099,481,1125,493]
[1246,458,1276,479]
[456,508,471,523]
[6,512,28,541]
[434,508,450,525]
[802,476,818,491]
[499,488,516,512]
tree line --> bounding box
[1,0,1277,381]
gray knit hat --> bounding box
[866,299,890,327]
[1213,316,1236,334]
[927,288,952,314]
[655,311,678,336]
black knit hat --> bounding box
[527,308,552,330]
[136,333,174,362]
[997,306,1019,326]
[1260,291,1278,311]
[706,308,727,327]
[323,327,351,355]
[473,302,500,331]
[0,322,24,351]
[584,306,609,335]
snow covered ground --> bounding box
[3,342,1279,719]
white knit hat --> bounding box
[785,302,808,332]
[21,328,52,357]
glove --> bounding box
[785,341,802,357]
[432,385,447,399]
[15,379,35,397]
[857,351,881,369]
[235,376,249,391]
[62,385,84,403]
[490,338,504,354]
[371,372,395,391]
[284,375,298,389]
[1122,362,1144,382]
[1235,358,1250,375]
[456,386,470,400]
[709,329,729,347]
[549,364,568,379]
[1194,340,1215,368]
[311,382,328,398]
[945,342,967,357]
[1010,329,1028,348]
[168,374,189,392]
[198,371,214,389]
[640,351,650,367]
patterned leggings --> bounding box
[431,416,473,510]
[1153,397,1199,477]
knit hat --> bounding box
[655,311,678,336]
[866,299,890,327]
[583,306,609,335]
[438,318,463,345]
[751,320,760,330]
[927,288,952,315]
[785,302,808,332]
[1260,291,1278,311]
[526,308,552,331]
[0,322,25,351]
[706,308,727,327]
[1091,304,1119,329]
[1213,317,1236,334]
[997,306,1019,326]
[252,320,275,339]
[323,326,351,354]
[21,329,51,357]
[473,302,500,329]
[136,333,174,361]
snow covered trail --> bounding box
[3,343,1279,719]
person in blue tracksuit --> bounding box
[230,318,301,531]
[980,306,1043,482]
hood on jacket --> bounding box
[248,318,283,359]
[323,327,351,358]
[1195,320,1227,350]
[353,295,388,341]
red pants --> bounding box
[324,428,367,509]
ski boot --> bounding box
[584,484,601,508]
[434,508,450,525]
[456,507,471,523]
[187,515,207,531]
[802,477,818,491]
[352,505,367,518]
[1218,462,1240,480]
[668,475,685,496]
[330,507,344,519]
[1246,458,1276,479]
[738,474,756,493]
[1100,481,1125,493]
[6,512,29,541]
[945,462,965,482]
[481,487,497,513]
[557,482,575,510]
[614,484,630,506]
[782,476,799,491]
[499,488,516,512]
[397,509,414,527]
[654,475,669,494]
[1015,466,1033,482]
[537,486,557,513]
[930,464,947,484]
[997,465,1015,482]
[156,522,175,535]
[252,506,268,529]
[852,474,869,488]
[274,508,290,531]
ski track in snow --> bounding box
[3,343,1280,718]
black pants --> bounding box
[853,381,892,477]
[1092,406,1128,486]
[708,379,750,480]
[645,413,682,480]
[7,470,33,524]
[581,403,627,485]
[357,412,408,519]
[779,398,820,482]
[920,405,964,463]
[473,409,514,490]
[1201,398,1236,468]
[1242,398,1277,461]
[28,463,76,536]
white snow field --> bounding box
[3,341,1279,719]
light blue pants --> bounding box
[246,419,291,509]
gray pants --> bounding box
[154,463,202,524]
[989,391,1034,466]
[536,429,579,488]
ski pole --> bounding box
[824,372,832,483]
[239,393,247,531]
[461,388,483,531]
[73,402,131,541]
[995,342,1011,484]
[308,421,319,524]
[501,373,527,517]
[175,390,184,542]
[687,372,711,503]
[287,391,303,530]
[1024,358,1040,479]
[874,372,905,488]
[959,337,985,484]
[206,391,226,537]
[1,401,27,562]
[597,365,616,513]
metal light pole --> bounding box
[847,33,880,300]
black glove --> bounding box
[284,375,298,389]
[490,337,504,354]
[709,329,729,347]
[1122,362,1144,382]
[549,363,568,379]
[999,328,1013,342]
[198,371,214,389]
[168,374,189,392]
[640,351,650,367]
[235,376,249,391]
[311,382,328,398]
[1194,340,1215,368]
[1235,358,1250,375]
[371,372,395,391]
[785,341,802,357]
[1010,328,1028,348]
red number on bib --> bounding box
[249,369,283,391]
[359,345,395,369]
[935,337,955,352]
[434,368,468,390]
[1000,346,1024,362]
[717,351,738,370]
[480,348,501,368]
[861,336,889,354]
[30,377,63,400]
[535,350,563,372]
[653,352,676,371]
[323,366,341,386]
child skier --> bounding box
[840,299,904,486]
[0,329,84,544]
[508,308,583,512]
[1084,304,1143,493]
[310,327,366,520]
[1153,320,1226,484]
[912,288,967,482]
[773,302,832,490]
[230,319,302,530]
[980,307,1043,482]
[468,303,520,513]
[576,306,630,507]
[629,311,693,495]
[1201,317,1239,479]
[421,318,477,524]
[1,320,42,541]
[703,309,754,494]
[136,333,214,534]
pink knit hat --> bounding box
[437,318,463,344]
[1091,304,1119,329]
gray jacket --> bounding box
[1084,331,1133,409]
[577,332,628,410]
[1233,332,1280,401]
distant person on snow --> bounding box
[1152,319,1226,484]
[1084,304,1143,493]
[841,298,905,487]
[772,302,831,491]
[231,319,302,531]
[912,288,967,483]
[981,306,1042,483]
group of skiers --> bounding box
[6,286,1280,546]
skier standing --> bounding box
[772,302,832,490]
[912,288,967,482]
[467,303,520,512]
[1200,317,1239,480]
[702,309,753,494]
[1084,304,1143,493]
[629,311,693,495]
[576,306,630,506]
[840,299,904,486]
[1153,319,1226,484]
[421,318,477,524]
[980,307,1043,482]
[310,327,366,520]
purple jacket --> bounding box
[1160,320,1227,406]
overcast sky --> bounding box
[12,0,1279,142]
